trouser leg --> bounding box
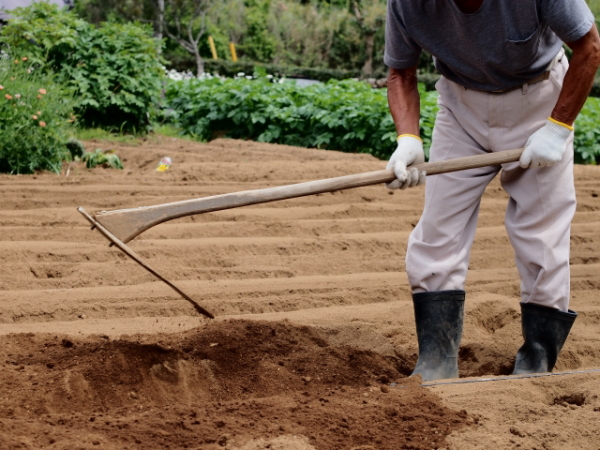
[406,79,498,293]
[497,61,577,371]
[491,55,575,311]
[500,146,576,311]
[487,57,576,372]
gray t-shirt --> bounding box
[384,0,595,91]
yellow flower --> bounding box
[39,121,46,127]
[38,89,47,95]
[32,115,38,120]
[14,60,19,64]
[5,94,13,100]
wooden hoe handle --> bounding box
[89,148,524,244]
[78,148,523,319]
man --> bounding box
[384,0,600,381]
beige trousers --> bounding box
[406,56,576,311]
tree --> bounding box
[156,0,164,43]
[162,0,212,76]
[352,0,386,76]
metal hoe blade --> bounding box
[77,207,215,319]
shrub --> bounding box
[165,76,439,160]
[574,96,600,164]
[0,56,75,174]
[0,1,84,69]
[64,21,165,132]
[1,3,165,132]
[165,76,600,163]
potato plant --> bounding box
[166,75,600,164]
[165,77,439,160]
[574,96,600,164]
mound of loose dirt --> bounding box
[1,136,600,448]
[0,320,469,449]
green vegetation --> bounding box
[73,127,144,145]
[165,76,600,164]
[0,56,75,174]
[574,96,600,164]
[1,2,165,132]
[0,3,164,173]
[164,77,437,160]
[81,148,124,169]
[588,0,600,19]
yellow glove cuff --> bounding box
[548,117,574,131]
[397,134,423,142]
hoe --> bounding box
[78,148,523,320]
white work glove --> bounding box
[386,134,426,190]
[519,118,573,169]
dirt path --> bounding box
[1,136,600,449]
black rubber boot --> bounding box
[411,290,465,382]
[512,303,577,375]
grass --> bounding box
[74,128,143,145]
[74,124,195,146]
[151,124,191,139]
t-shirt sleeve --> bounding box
[540,0,595,43]
[383,0,422,69]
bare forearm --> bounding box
[552,24,600,126]
[387,66,421,136]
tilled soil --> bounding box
[1,136,600,449]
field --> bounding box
[1,136,600,449]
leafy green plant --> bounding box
[0,2,85,68]
[0,56,76,174]
[417,83,439,159]
[165,76,441,160]
[574,96,600,164]
[165,76,600,163]
[66,137,86,159]
[166,78,437,158]
[64,21,165,131]
[166,77,388,158]
[81,148,124,169]
[1,3,165,132]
